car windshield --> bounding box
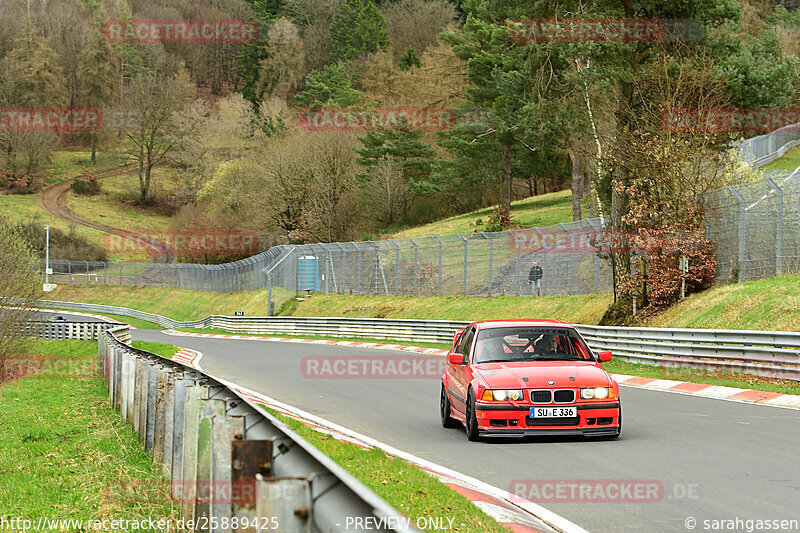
[473,326,593,363]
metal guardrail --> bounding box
[39,300,800,380]
[99,324,418,533]
[23,320,125,340]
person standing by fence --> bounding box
[528,261,543,296]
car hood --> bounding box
[475,361,611,389]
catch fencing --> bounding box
[734,124,800,168]
[705,166,800,281]
[43,123,800,293]
[47,218,614,298]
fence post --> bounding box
[458,234,468,296]
[356,244,362,295]
[728,186,746,282]
[480,232,493,296]
[391,240,400,295]
[431,236,442,296]
[765,177,783,276]
[409,238,418,297]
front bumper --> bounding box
[475,401,620,437]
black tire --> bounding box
[465,389,480,441]
[613,406,622,438]
[440,384,459,429]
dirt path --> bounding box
[37,164,175,260]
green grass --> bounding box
[289,293,611,324]
[761,146,800,172]
[44,284,295,323]
[265,409,510,533]
[604,359,800,395]
[47,150,128,185]
[0,340,177,524]
[173,327,452,350]
[130,341,180,359]
[65,172,173,237]
[0,194,105,243]
[645,274,800,331]
[92,313,163,330]
[389,190,587,239]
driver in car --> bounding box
[534,334,558,355]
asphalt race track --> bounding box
[132,330,800,532]
[34,310,108,323]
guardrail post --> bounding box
[195,398,228,528]
[133,358,145,435]
[210,414,245,530]
[179,384,210,521]
[145,362,160,453]
[153,368,170,466]
[765,177,783,276]
[255,476,312,533]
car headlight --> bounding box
[482,389,523,401]
[580,387,615,400]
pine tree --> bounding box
[329,0,390,62]
[398,45,421,70]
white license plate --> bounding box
[530,407,576,418]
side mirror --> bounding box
[448,352,465,365]
[598,350,612,362]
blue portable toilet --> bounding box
[298,255,320,292]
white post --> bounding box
[45,226,50,284]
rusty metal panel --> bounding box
[231,440,272,532]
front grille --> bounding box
[554,389,575,403]
[526,416,580,427]
[530,390,552,403]
[490,419,508,427]
[597,417,614,425]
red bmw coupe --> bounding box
[440,320,621,441]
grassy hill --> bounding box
[388,189,588,239]
[761,146,800,172]
[645,274,800,331]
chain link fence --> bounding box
[45,124,800,297]
[46,219,614,297]
[706,166,800,282]
[734,124,800,168]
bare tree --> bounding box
[123,72,193,204]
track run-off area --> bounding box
[128,328,800,533]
